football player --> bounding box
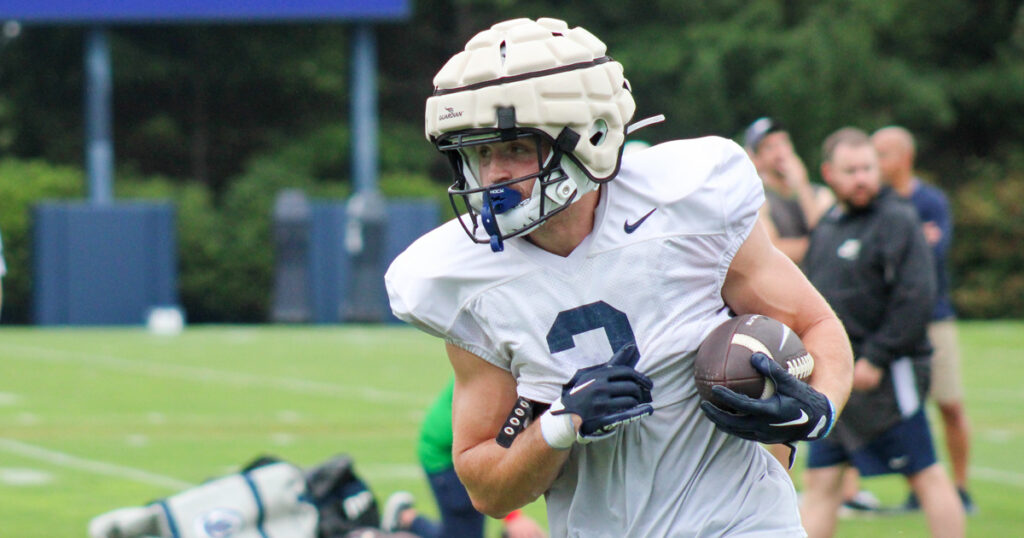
[385,17,852,536]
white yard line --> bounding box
[4,435,1021,491]
[0,343,427,405]
[0,437,423,487]
[969,466,1024,488]
[968,388,1024,403]
[0,437,195,491]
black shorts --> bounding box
[806,408,937,477]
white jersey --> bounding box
[386,136,805,537]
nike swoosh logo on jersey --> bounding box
[771,409,809,427]
[623,208,657,234]
[569,379,596,395]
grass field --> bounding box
[1,321,1022,537]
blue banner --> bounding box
[1,0,409,23]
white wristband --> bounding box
[539,404,576,450]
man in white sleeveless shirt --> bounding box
[386,18,853,537]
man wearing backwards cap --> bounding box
[744,117,834,263]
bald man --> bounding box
[872,126,974,514]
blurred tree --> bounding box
[112,25,352,195]
[1,0,1022,319]
[0,24,351,196]
[1,1,1020,188]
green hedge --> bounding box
[0,152,443,323]
[7,148,1017,322]
[0,159,84,323]
[950,157,1024,318]
[8,141,1015,323]
[0,119,448,324]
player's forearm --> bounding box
[454,422,570,517]
[800,316,853,415]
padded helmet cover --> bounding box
[425,17,636,182]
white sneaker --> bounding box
[839,490,883,519]
[381,491,415,532]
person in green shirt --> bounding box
[383,380,545,538]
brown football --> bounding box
[694,314,814,409]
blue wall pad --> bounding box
[33,202,177,325]
[305,199,438,323]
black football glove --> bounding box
[700,352,835,445]
[550,343,654,444]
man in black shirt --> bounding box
[799,127,965,538]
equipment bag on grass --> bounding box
[89,454,382,538]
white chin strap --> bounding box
[466,154,596,242]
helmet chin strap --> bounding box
[478,152,598,253]
[480,186,523,252]
[478,147,557,252]
[470,124,614,253]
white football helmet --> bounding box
[425,17,636,251]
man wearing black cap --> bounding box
[744,117,833,263]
